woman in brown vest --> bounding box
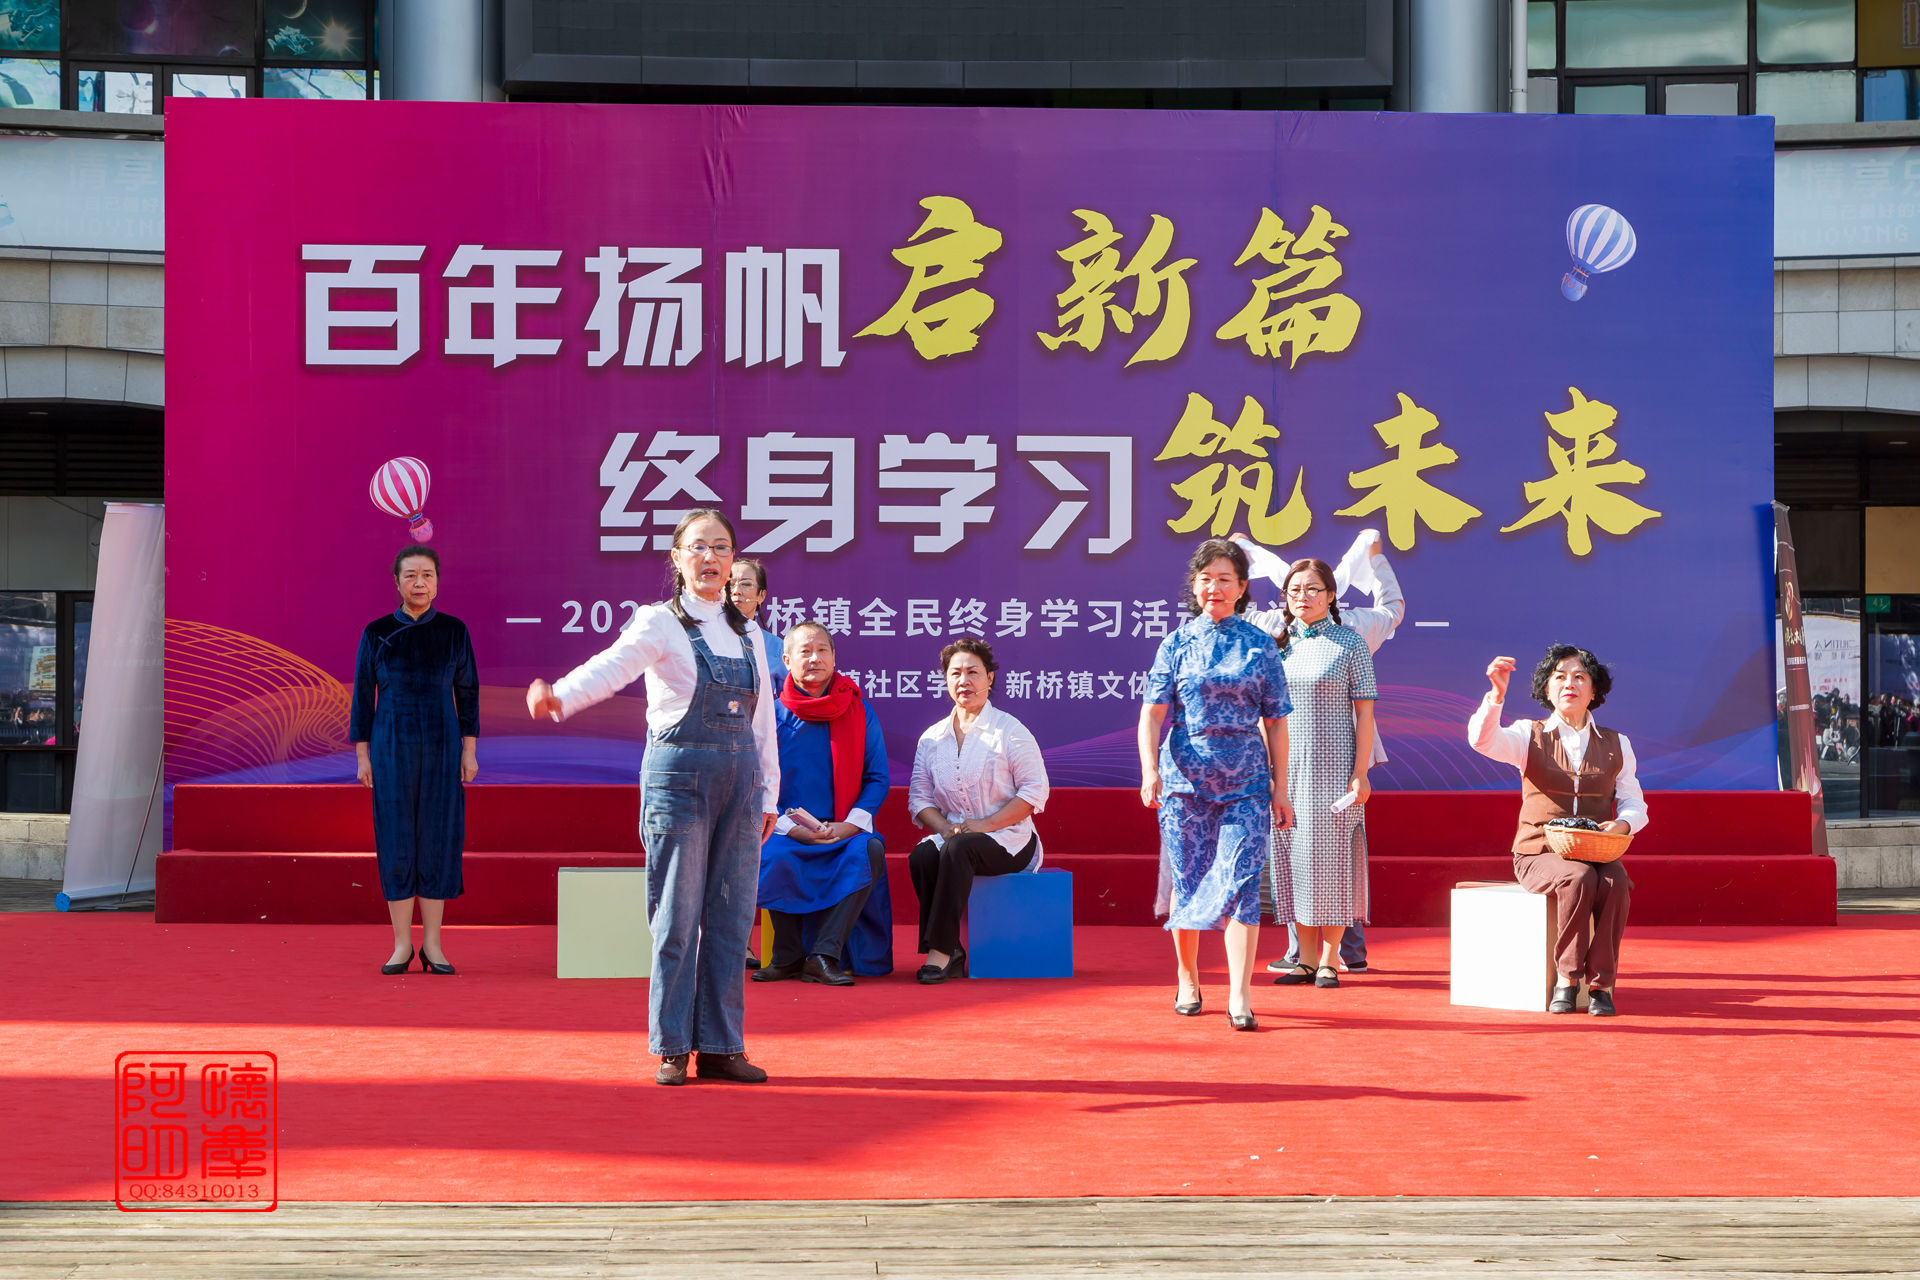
[1468,646,1648,1016]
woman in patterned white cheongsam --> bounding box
[1265,557,1377,991]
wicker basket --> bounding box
[1544,824,1632,864]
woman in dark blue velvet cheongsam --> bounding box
[350,546,480,977]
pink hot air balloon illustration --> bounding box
[370,456,434,542]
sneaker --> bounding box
[695,1051,769,1083]
[1265,958,1302,973]
[655,1054,689,1086]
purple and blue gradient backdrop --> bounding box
[164,102,1776,795]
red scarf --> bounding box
[780,672,866,822]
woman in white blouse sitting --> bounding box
[907,636,1051,984]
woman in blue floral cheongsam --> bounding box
[1139,539,1295,1031]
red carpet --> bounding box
[4,914,1916,1201]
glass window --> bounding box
[2,751,60,812]
[77,67,156,113]
[0,55,58,107]
[1565,0,1746,69]
[71,598,90,742]
[263,67,369,98]
[1757,0,1855,65]
[1664,80,1742,114]
[1790,598,1862,815]
[0,592,57,749]
[1865,596,1920,816]
[1528,1,1556,71]
[1574,82,1649,113]
[1757,69,1858,122]
[265,4,367,61]
[1528,75,1558,111]
[171,70,247,98]
[68,0,254,58]
[0,0,59,52]
[1863,68,1920,121]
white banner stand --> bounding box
[57,503,165,911]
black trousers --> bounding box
[908,832,1037,954]
[768,836,886,966]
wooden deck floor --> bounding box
[4,1197,1917,1278]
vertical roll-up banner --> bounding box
[1772,501,1830,859]
[58,503,166,909]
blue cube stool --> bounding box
[967,869,1074,978]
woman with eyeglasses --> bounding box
[1261,557,1377,990]
[526,508,780,1087]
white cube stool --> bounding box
[1449,881,1588,1013]
[557,867,652,979]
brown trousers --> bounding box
[1513,851,1631,985]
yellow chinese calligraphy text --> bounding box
[1037,211,1196,365]
[1334,393,1483,551]
[1158,392,1310,546]
[856,195,1005,359]
[1215,204,1361,368]
[1500,387,1662,556]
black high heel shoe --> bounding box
[1174,991,1203,1016]
[380,948,414,976]
[1229,1010,1258,1031]
[420,949,456,976]
[916,945,966,985]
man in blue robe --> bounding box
[753,621,893,985]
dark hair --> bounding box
[1182,538,1252,617]
[734,556,768,596]
[1531,645,1612,711]
[939,635,999,676]
[391,545,440,578]
[1275,557,1342,651]
[665,508,750,636]
[783,620,835,652]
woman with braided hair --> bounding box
[526,508,780,1086]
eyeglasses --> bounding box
[678,542,734,558]
[1285,584,1329,598]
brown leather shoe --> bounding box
[695,1052,768,1083]
[655,1054,689,1086]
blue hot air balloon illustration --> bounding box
[1561,203,1636,301]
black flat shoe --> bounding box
[380,948,414,976]
[1273,966,1316,986]
[917,947,966,985]
[745,949,762,971]
[1174,992,1203,1016]
[1314,965,1339,989]
[1549,984,1579,1014]
[1588,988,1617,1017]
[420,950,456,975]
[1229,1011,1257,1031]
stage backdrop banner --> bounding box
[164,101,1776,808]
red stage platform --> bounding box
[159,785,1834,927]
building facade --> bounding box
[2,0,1913,884]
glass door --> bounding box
[1865,595,1920,816]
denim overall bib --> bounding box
[641,627,763,1057]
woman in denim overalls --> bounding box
[527,509,780,1085]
